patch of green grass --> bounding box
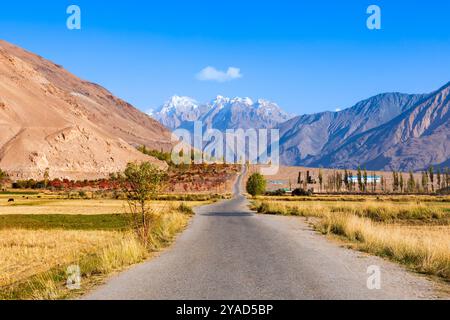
[6,201,53,207]
[156,194,228,201]
[0,191,40,196]
[0,214,129,231]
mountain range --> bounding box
[305,83,449,171]
[0,40,172,180]
[150,95,293,131]
[152,84,449,172]
[1,39,448,178]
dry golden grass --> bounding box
[253,199,450,280]
[253,200,449,223]
[0,198,207,215]
[255,194,450,203]
[0,203,193,299]
[1,233,149,300]
[0,229,125,287]
[318,215,450,279]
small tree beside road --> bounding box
[120,162,168,247]
[246,173,267,197]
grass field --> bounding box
[0,192,214,215]
[0,192,208,300]
[254,194,450,203]
[252,196,450,280]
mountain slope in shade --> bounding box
[311,83,450,171]
[279,92,427,166]
[0,40,172,180]
[152,95,293,131]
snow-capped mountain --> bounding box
[150,96,211,129]
[151,95,293,131]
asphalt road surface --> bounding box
[85,169,443,300]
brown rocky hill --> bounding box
[278,83,449,171]
[0,40,172,180]
[310,82,450,171]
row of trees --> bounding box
[254,166,450,196]
[315,168,384,193]
[137,145,172,165]
[10,177,120,191]
[393,167,450,194]
[300,166,450,194]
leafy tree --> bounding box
[0,168,8,189]
[336,171,343,192]
[137,145,173,165]
[363,168,368,192]
[348,171,354,192]
[357,166,363,192]
[306,171,312,184]
[407,171,415,193]
[344,170,349,191]
[120,162,168,246]
[392,171,398,192]
[437,168,442,190]
[318,170,323,192]
[43,168,50,188]
[422,171,429,193]
[445,167,450,189]
[428,166,434,192]
[371,171,377,192]
[380,176,386,193]
[246,173,267,197]
[399,173,404,193]
[0,168,7,180]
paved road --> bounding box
[86,169,442,300]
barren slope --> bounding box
[0,40,172,180]
[313,83,450,171]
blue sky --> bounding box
[1,0,449,115]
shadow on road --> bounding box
[201,212,254,217]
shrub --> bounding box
[292,188,313,196]
[246,173,267,197]
[177,203,194,215]
[266,189,286,196]
[78,191,87,198]
[0,168,8,181]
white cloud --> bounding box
[146,107,156,116]
[335,108,342,112]
[196,66,243,82]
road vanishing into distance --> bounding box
[86,169,444,300]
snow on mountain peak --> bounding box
[159,95,199,114]
[151,95,293,130]
[230,97,253,106]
